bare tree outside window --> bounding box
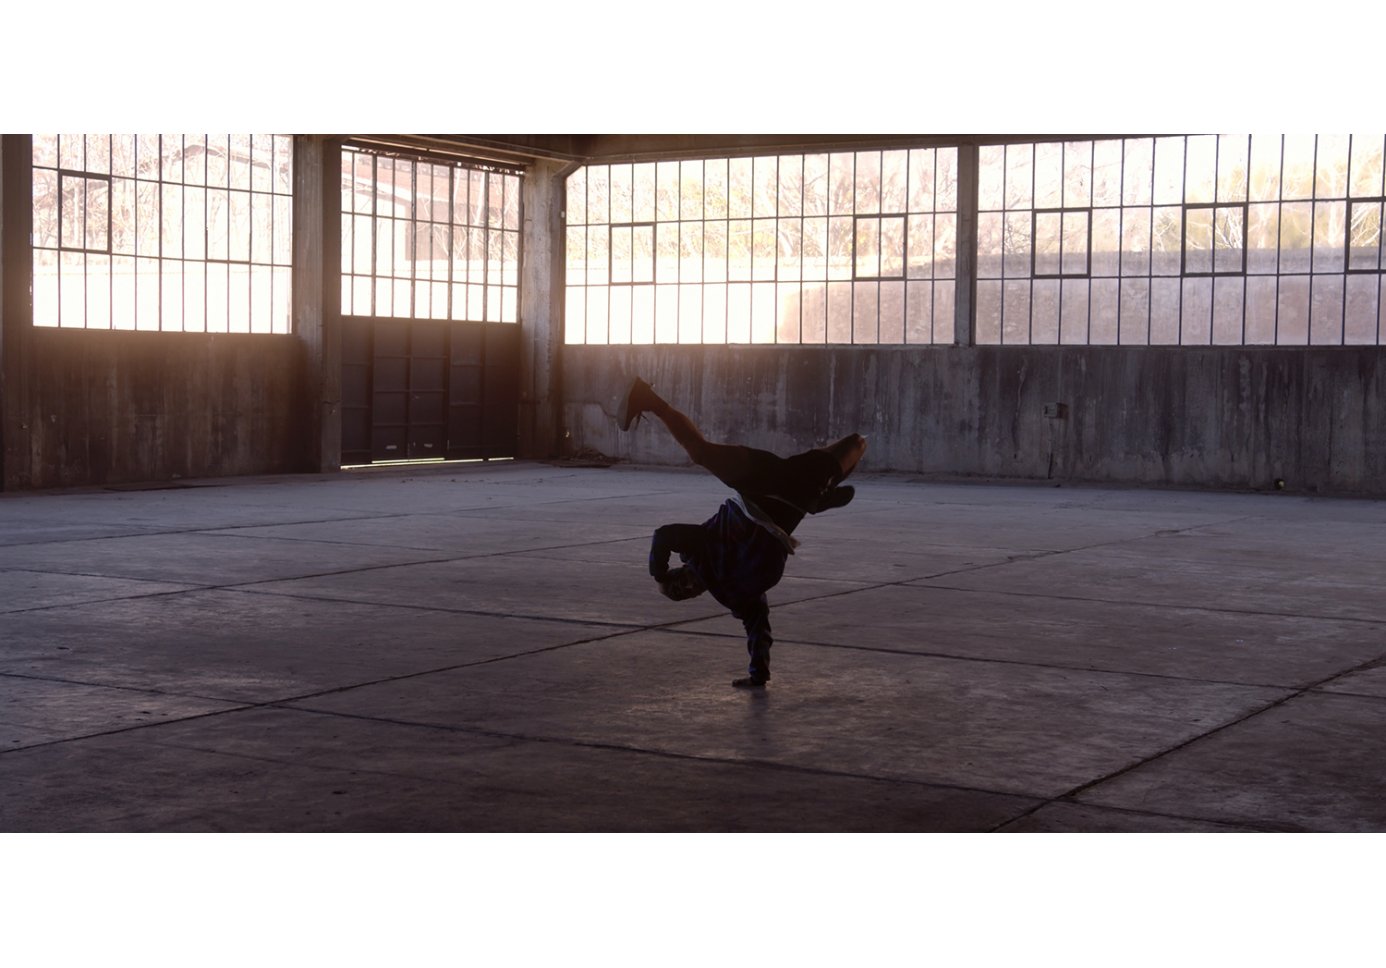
[32,134,293,333]
[976,134,1386,345]
[564,147,959,345]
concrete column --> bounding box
[953,143,980,348]
[0,134,35,490]
[293,135,342,473]
[518,158,580,459]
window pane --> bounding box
[1181,277,1213,344]
[881,150,908,213]
[610,225,632,284]
[1344,273,1381,343]
[728,158,752,219]
[1153,137,1184,205]
[1247,203,1279,274]
[1214,205,1245,274]
[936,148,958,210]
[1093,139,1123,207]
[1032,278,1059,344]
[1005,144,1033,210]
[826,151,848,213]
[1063,141,1092,207]
[1248,134,1282,202]
[1035,212,1061,276]
[705,159,729,219]
[1350,134,1385,197]
[777,155,803,218]
[1217,134,1249,202]
[657,221,678,283]
[1062,211,1089,275]
[754,155,778,217]
[1185,207,1214,274]
[1212,276,1244,344]
[1185,135,1217,204]
[1313,201,1346,273]
[1123,138,1154,206]
[907,214,934,278]
[855,218,880,277]
[1348,201,1383,271]
[36,133,290,332]
[908,148,936,212]
[935,213,956,278]
[1282,135,1316,200]
[1121,207,1151,277]
[1316,134,1350,199]
[854,151,881,214]
[677,161,701,221]
[801,154,828,217]
[1310,275,1344,344]
[1034,142,1062,208]
[1280,202,1313,273]
[978,145,1005,211]
[1092,208,1120,277]
[881,216,905,277]
[659,162,681,221]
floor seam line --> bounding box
[264,705,1044,804]
[648,626,1334,690]
[986,650,1386,832]
[907,582,1386,626]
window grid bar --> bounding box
[1054,142,1061,346]
[1241,134,1252,345]
[562,137,1383,348]
[35,134,293,333]
[102,136,113,329]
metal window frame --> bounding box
[606,221,658,287]
[1031,207,1092,279]
[32,133,293,333]
[851,213,907,282]
[57,170,113,255]
[1345,196,1386,273]
[564,146,959,346]
[340,144,524,324]
[1180,201,1249,277]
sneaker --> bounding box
[616,377,657,431]
[732,676,767,689]
[812,485,855,513]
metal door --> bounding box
[340,317,518,465]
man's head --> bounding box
[658,566,706,601]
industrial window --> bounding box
[31,134,294,333]
[340,146,521,322]
[563,148,958,345]
[977,135,1386,345]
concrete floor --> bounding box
[3,459,1386,832]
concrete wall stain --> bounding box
[562,344,1386,497]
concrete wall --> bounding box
[559,344,1386,497]
[6,328,305,489]
[2,135,332,491]
[517,159,571,459]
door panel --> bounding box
[340,317,518,465]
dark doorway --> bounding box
[341,317,519,465]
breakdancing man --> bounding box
[616,377,866,689]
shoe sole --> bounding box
[616,378,646,431]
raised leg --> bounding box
[618,378,779,492]
[618,378,866,511]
